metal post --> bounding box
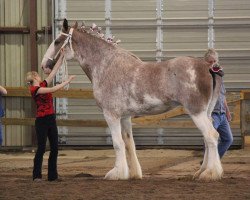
[156,0,163,62]
[29,0,38,146]
[157,128,164,145]
[105,0,112,145]
[54,0,68,143]
[105,0,112,39]
[29,0,38,72]
[208,0,215,48]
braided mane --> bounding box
[76,22,121,46]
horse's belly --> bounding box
[126,98,180,116]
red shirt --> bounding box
[30,80,55,117]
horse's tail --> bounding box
[207,70,223,117]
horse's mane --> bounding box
[75,23,121,46]
[74,23,142,62]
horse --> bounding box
[41,19,223,181]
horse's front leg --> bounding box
[193,140,208,179]
[103,111,129,180]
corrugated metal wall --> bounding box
[0,0,249,147]
[0,0,52,146]
[59,0,250,147]
[0,0,30,146]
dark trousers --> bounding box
[33,114,58,181]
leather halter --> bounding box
[45,28,74,61]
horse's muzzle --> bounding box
[46,59,56,70]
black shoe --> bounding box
[48,178,62,182]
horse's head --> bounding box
[41,19,78,74]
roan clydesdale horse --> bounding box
[41,19,223,181]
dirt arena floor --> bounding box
[0,147,249,200]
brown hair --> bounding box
[26,71,39,86]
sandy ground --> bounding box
[0,147,249,200]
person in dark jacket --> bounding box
[0,85,7,146]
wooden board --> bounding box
[5,87,94,99]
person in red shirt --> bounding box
[26,53,75,181]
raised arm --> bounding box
[37,75,75,95]
[0,85,7,95]
[45,52,65,85]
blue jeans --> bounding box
[212,113,233,158]
[0,121,2,145]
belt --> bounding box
[212,111,226,115]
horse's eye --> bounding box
[54,40,60,45]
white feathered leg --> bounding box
[191,111,223,181]
[103,112,129,180]
[121,117,142,179]
[193,139,208,179]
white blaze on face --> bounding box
[41,39,56,69]
[185,67,197,90]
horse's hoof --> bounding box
[130,173,142,180]
[193,169,202,180]
[129,164,142,179]
[198,168,223,181]
[104,167,129,180]
[129,171,143,180]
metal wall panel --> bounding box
[0,0,52,146]
[215,0,250,17]
[67,0,105,19]
[37,0,53,79]
[0,0,31,146]
[164,0,208,18]
[112,0,156,18]
[163,28,208,50]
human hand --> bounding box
[0,85,7,95]
[226,111,232,122]
[67,75,76,83]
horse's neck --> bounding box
[74,32,116,82]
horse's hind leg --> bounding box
[191,111,223,181]
[103,111,129,180]
[121,117,142,179]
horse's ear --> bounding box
[73,21,78,29]
[63,18,69,32]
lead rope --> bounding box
[58,28,74,90]
[61,56,69,90]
